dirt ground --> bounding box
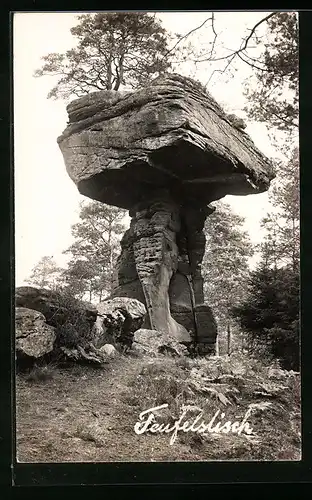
[15,353,301,463]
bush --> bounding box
[48,286,94,349]
[232,265,299,370]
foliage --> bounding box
[259,147,299,270]
[28,256,63,289]
[202,201,253,349]
[244,12,298,131]
[34,12,172,99]
[232,144,300,370]
[48,285,94,349]
[61,200,127,302]
[232,263,299,370]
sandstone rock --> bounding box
[99,344,117,358]
[15,286,97,345]
[16,286,97,324]
[93,297,146,347]
[111,190,192,343]
[58,73,274,210]
[15,307,56,359]
[58,73,275,352]
[132,328,189,357]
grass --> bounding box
[25,363,57,383]
[15,351,301,462]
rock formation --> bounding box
[15,307,56,360]
[58,74,275,353]
[132,328,189,357]
[93,296,146,348]
[16,286,97,328]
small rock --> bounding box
[132,328,188,357]
[99,344,117,358]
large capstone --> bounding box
[58,73,275,350]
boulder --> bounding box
[15,286,97,345]
[99,344,117,358]
[93,297,146,347]
[132,328,189,357]
[16,286,97,324]
[15,307,56,359]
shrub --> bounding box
[48,286,94,349]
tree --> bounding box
[232,262,299,370]
[232,146,300,369]
[28,256,63,289]
[62,200,127,303]
[34,12,172,99]
[202,201,254,354]
[175,12,298,131]
[244,12,298,131]
[258,147,299,271]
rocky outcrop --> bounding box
[111,189,191,342]
[132,329,189,357]
[58,73,275,352]
[93,296,146,348]
[15,307,56,359]
[16,286,97,326]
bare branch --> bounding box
[195,12,276,64]
[208,12,218,60]
[240,13,275,52]
[205,54,236,87]
[164,16,212,58]
[236,52,268,72]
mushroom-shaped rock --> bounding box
[58,74,275,350]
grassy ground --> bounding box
[15,352,301,462]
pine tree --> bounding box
[34,12,173,99]
[244,12,298,131]
[28,256,63,289]
[61,201,127,303]
[258,147,299,271]
[202,201,254,354]
[232,262,299,370]
[232,147,300,369]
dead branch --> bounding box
[196,12,276,64]
[164,16,213,58]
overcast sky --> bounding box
[13,11,294,286]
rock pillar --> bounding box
[111,188,218,347]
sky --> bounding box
[13,11,292,286]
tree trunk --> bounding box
[227,323,231,356]
[107,59,112,90]
[215,336,219,356]
[291,215,297,272]
[108,222,114,292]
